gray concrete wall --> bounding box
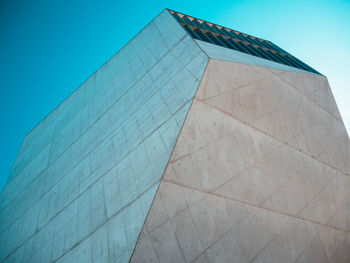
[131,59,350,263]
[0,9,208,262]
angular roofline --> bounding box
[167,8,321,75]
[166,8,271,44]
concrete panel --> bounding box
[131,59,350,262]
[0,9,209,263]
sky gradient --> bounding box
[1,0,350,193]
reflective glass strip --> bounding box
[172,12,185,23]
[228,38,251,54]
[183,25,200,39]
[206,32,229,47]
[192,19,206,30]
[217,35,240,51]
[182,16,196,27]
[194,28,216,44]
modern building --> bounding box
[1,8,350,263]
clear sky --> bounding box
[1,0,349,193]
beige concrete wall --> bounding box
[130,59,350,263]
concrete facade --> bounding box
[1,8,350,263]
[0,10,208,263]
[131,59,350,263]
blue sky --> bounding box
[1,0,349,193]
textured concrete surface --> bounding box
[2,8,350,263]
[131,59,350,263]
[0,10,208,263]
